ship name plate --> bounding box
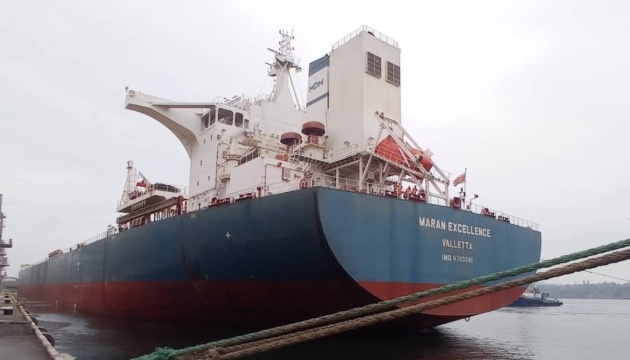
[419,217,491,238]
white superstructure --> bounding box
[124,26,454,215]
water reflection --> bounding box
[29,299,630,360]
[34,309,535,360]
[252,328,535,360]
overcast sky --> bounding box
[1,1,629,284]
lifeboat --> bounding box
[374,135,433,172]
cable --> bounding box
[583,270,630,283]
[541,258,629,282]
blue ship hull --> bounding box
[18,187,541,330]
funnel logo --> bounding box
[309,79,324,92]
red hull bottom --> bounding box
[17,280,524,331]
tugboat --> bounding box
[507,284,563,307]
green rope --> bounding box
[204,247,630,360]
[133,238,630,360]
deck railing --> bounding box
[304,174,539,231]
[332,25,399,50]
[466,203,538,230]
[26,229,113,268]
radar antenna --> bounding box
[266,30,302,108]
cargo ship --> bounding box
[17,26,541,330]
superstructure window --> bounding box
[238,148,260,165]
[202,112,209,128]
[244,119,250,129]
[235,112,244,127]
[210,107,216,126]
[217,108,233,125]
[387,61,400,86]
[366,52,381,78]
[201,106,217,129]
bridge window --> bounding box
[387,61,400,86]
[366,52,381,78]
[201,106,217,129]
[217,108,233,125]
[210,107,216,126]
[202,113,209,128]
[235,112,244,127]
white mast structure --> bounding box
[267,30,302,109]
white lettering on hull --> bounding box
[441,238,473,250]
[419,216,491,238]
[441,238,474,263]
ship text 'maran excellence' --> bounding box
[419,217,492,238]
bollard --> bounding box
[1,306,13,315]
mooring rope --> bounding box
[133,238,630,360]
[192,247,630,360]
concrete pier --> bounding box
[0,291,74,360]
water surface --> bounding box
[31,299,629,360]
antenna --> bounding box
[267,29,301,75]
[267,29,303,108]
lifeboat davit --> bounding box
[280,132,302,146]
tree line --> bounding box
[537,282,630,299]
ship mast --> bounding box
[120,161,139,205]
[267,30,302,109]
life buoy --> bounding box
[299,178,308,189]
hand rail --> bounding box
[332,25,399,50]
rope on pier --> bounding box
[133,238,630,360]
